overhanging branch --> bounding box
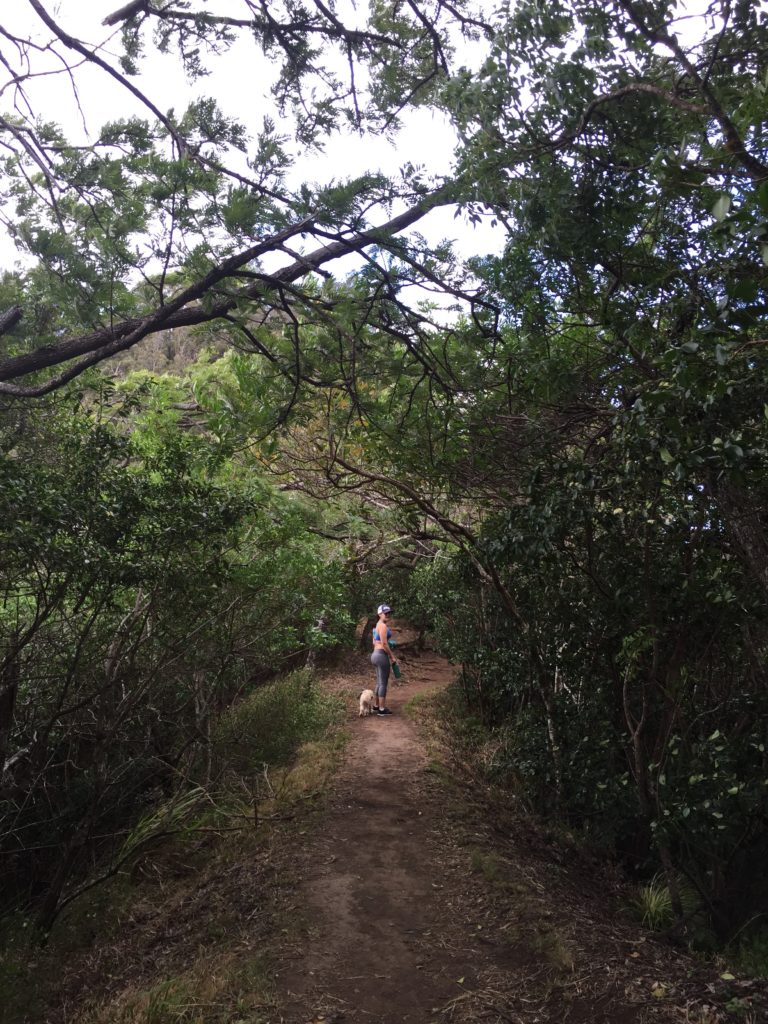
[0,189,449,396]
[0,306,22,337]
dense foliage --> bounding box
[402,0,768,945]
[1,0,768,957]
[0,374,352,932]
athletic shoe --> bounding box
[378,708,393,715]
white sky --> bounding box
[0,0,728,280]
[0,0,505,273]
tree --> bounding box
[0,1,491,396]
[4,0,768,949]
[0,373,355,932]
[401,0,768,939]
[196,0,768,939]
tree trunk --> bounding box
[713,479,768,598]
[306,613,328,670]
[534,651,562,812]
[34,835,83,938]
[359,615,377,652]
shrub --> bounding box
[211,669,340,776]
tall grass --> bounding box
[212,668,341,775]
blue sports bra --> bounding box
[372,626,392,643]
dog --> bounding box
[358,688,375,717]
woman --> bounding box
[371,603,397,715]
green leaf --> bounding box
[730,279,758,302]
[711,194,731,222]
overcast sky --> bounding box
[0,1,505,272]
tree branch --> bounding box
[617,0,768,181]
[103,1,404,49]
[102,0,149,26]
[29,0,190,156]
[0,189,449,395]
[0,306,22,337]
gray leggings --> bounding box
[371,649,391,698]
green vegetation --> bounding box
[0,380,353,937]
[0,664,346,1023]
[212,668,341,776]
[730,930,768,982]
[1,0,768,985]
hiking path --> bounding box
[269,624,705,1024]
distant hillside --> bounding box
[109,326,228,377]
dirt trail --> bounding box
[274,636,494,1023]
[36,628,760,1024]
[270,632,760,1024]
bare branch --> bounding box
[28,0,190,156]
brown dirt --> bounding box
[268,628,766,1024]
[23,628,766,1024]
[275,637,497,1023]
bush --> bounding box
[211,669,341,775]
[730,928,768,979]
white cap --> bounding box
[377,604,391,615]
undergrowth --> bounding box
[0,669,346,1024]
[76,951,276,1024]
[436,678,768,986]
[728,928,768,980]
[212,668,340,774]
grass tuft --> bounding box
[532,926,575,972]
[632,873,700,932]
[78,951,275,1024]
[634,875,674,930]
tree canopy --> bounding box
[2,0,768,960]
[0,0,492,396]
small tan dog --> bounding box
[358,688,375,717]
